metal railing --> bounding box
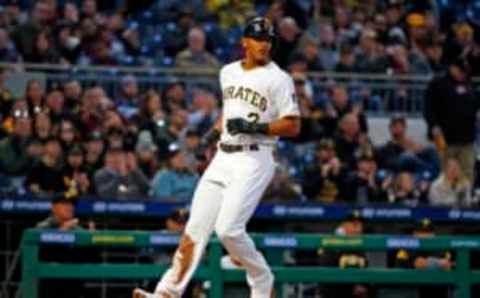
[2,62,479,115]
[21,229,480,298]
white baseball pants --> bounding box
[154,147,276,297]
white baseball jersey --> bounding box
[219,60,300,145]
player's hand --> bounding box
[227,118,269,135]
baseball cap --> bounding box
[345,209,363,223]
[168,208,189,223]
[51,190,78,204]
[316,138,335,151]
[414,218,434,233]
[407,13,426,28]
[68,144,84,156]
[135,130,157,153]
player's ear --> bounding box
[240,37,248,50]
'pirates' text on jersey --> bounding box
[219,61,300,145]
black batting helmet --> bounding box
[243,17,275,40]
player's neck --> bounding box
[241,58,269,70]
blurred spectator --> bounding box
[335,43,357,72]
[0,69,14,121]
[376,115,440,176]
[296,38,323,71]
[45,90,65,124]
[56,25,82,64]
[341,147,389,203]
[264,165,300,201]
[61,144,91,196]
[333,113,365,168]
[388,171,428,206]
[25,79,45,116]
[58,118,78,153]
[36,192,95,298]
[302,139,346,202]
[10,0,50,62]
[273,17,301,68]
[135,130,159,179]
[27,30,61,63]
[0,28,19,62]
[443,23,475,65]
[176,27,220,69]
[163,7,195,57]
[62,79,83,116]
[179,128,200,172]
[117,75,140,119]
[0,109,32,175]
[316,210,370,298]
[188,88,219,134]
[393,218,453,298]
[424,37,446,74]
[25,137,65,196]
[328,85,368,134]
[133,89,166,136]
[84,131,105,176]
[162,81,187,113]
[424,58,479,183]
[429,158,472,207]
[33,111,52,142]
[150,144,198,201]
[156,108,189,159]
[94,146,150,199]
[355,29,390,73]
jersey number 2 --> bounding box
[247,112,260,124]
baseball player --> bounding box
[133,16,300,298]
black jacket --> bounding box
[424,74,480,145]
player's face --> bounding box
[242,36,272,65]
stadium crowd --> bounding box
[0,0,479,208]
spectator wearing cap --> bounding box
[135,130,159,179]
[25,137,65,196]
[424,57,479,183]
[179,128,201,172]
[429,158,472,207]
[314,210,370,298]
[340,147,389,203]
[94,146,150,199]
[36,192,84,230]
[376,115,440,176]
[335,43,357,73]
[155,109,189,160]
[302,139,347,203]
[0,108,32,175]
[61,144,91,196]
[150,144,199,201]
[36,191,95,298]
[443,23,475,65]
[117,75,140,119]
[175,27,220,69]
[392,218,453,298]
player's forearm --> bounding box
[266,116,301,137]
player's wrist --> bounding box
[253,123,270,135]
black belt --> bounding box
[219,143,259,153]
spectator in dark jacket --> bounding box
[94,146,150,199]
[424,58,479,183]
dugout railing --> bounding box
[21,229,480,298]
